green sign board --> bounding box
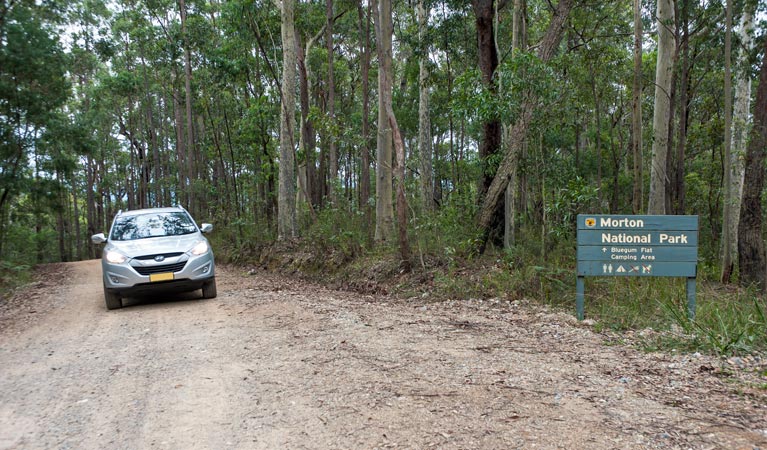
[576,214,699,319]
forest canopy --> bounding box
[1,0,766,290]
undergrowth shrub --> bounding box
[0,260,32,297]
[209,217,275,263]
[304,200,367,264]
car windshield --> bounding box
[110,212,198,241]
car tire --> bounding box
[202,278,217,299]
[104,288,122,310]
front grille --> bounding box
[133,261,187,276]
[133,252,184,261]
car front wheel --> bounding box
[202,278,217,299]
[104,288,122,310]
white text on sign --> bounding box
[659,233,688,244]
[601,233,688,244]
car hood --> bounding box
[108,234,205,258]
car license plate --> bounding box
[149,272,174,282]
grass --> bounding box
[535,275,766,357]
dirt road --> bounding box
[1,260,765,449]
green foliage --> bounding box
[0,260,32,296]
[304,200,367,268]
[545,176,600,240]
[574,278,767,356]
[411,187,482,264]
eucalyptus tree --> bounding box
[631,0,642,213]
[371,0,410,267]
[417,0,433,212]
[720,0,734,282]
[724,1,756,282]
[373,0,394,242]
[648,0,675,214]
[476,0,573,251]
[471,0,503,244]
[278,0,297,240]
[503,0,526,248]
[357,0,372,236]
[738,34,767,291]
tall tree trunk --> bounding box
[631,0,642,214]
[372,0,394,242]
[86,155,97,258]
[472,0,503,244]
[297,26,325,209]
[728,5,755,279]
[648,0,675,214]
[180,0,196,213]
[173,86,188,206]
[738,34,767,291]
[590,65,603,206]
[721,0,734,283]
[140,49,160,207]
[476,0,573,249]
[358,0,372,241]
[417,0,432,212]
[504,0,526,248]
[278,0,297,240]
[672,0,689,215]
[326,0,337,203]
[372,0,405,258]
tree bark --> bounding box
[504,0,526,248]
[631,0,642,214]
[278,0,297,240]
[173,85,187,206]
[372,0,394,242]
[737,34,767,291]
[180,0,196,213]
[297,25,325,209]
[358,0,372,240]
[472,0,500,198]
[672,0,689,215]
[417,0,432,212]
[648,0,675,215]
[727,6,755,279]
[721,0,734,283]
[326,0,337,203]
[477,0,573,249]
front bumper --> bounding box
[102,252,215,296]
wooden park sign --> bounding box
[576,214,699,320]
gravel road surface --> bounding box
[1,260,765,449]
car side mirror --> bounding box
[91,233,107,244]
[200,223,213,233]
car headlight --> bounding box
[191,241,209,255]
[105,250,127,264]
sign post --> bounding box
[576,215,699,320]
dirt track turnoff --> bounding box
[1,260,765,449]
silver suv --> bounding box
[91,207,216,310]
